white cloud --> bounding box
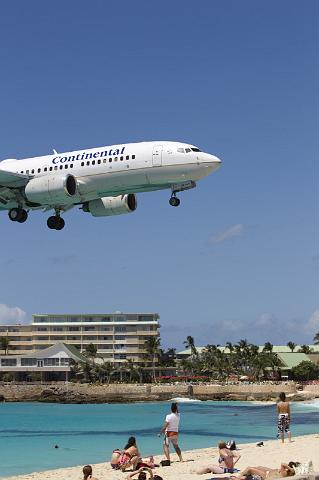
[0,304,28,325]
[255,313,276,328]
[209,224,246,244]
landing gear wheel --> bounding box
[17,210,28,223]
[47,215,65,230]
[9,208,28,222]
[55,217,65,230]
[169,196,180,207]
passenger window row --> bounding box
[19,154,136,175]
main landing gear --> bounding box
[168,180,197,207]
[8,208,28,223]
[47,215,65,230]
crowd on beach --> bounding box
[81,393,309,480]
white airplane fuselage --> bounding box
[0,141,221,228]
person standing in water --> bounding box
[277,392,292,443]
[158,402,183,462]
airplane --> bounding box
[0,141,221,230]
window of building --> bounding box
[21,358,37,366]
[84,326,95,331]
[52,327,63,332]
[44,358,60,366]
[69,326,79,331]
[115,326,126,332]
[1,358,17,366]
[115,335,126,340]
[60,358,70,366]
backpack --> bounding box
[226,440,237,450]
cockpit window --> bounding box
[191,147,201,152]
[177,148,185,153]
[185,148,191,153]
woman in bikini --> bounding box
[232,462,297,480]
[196,440,241,475]
[117,436,141,471]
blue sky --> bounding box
[0,0,318,349]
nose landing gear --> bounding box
[8,208,28,223]
[169,180,196,207]
[169,195,180,207]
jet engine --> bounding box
[25,175,77,204]
[83,194,137,217]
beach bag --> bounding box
[294,461,313,475]
[226,439,237,450]
[160,460,171,467]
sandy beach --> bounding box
[4,434,318,480]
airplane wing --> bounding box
[0,169,29,188]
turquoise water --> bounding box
[1,400,319,478]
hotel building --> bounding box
[0,312,160,365]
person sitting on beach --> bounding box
[117,436,141,471]
[83,465,98,480]
[126,466,163,480]
[110,448,123,469]
[232,462,297,480]
[196,440,241,475]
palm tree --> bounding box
[225,341,234,354]
[298,345,313,354]
[84,343,98,363]
[263,342,273,353]
[313,333,319,345]
[144,336,161,381]
[0,336,10,355]
[287,341,297,352]
[183,335,197,356]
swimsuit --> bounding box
[277,413,290,436]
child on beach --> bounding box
[196,440,241,475]
[83,465,98,480]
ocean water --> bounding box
[1,400,319,478]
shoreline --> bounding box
[3,433,319,480]
[1,382,318,403]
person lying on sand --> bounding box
[231,462,297,480]
[83,465,98,480]
[126,466,163,480]
[196,440,241,475]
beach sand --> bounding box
[3,434,319,480]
